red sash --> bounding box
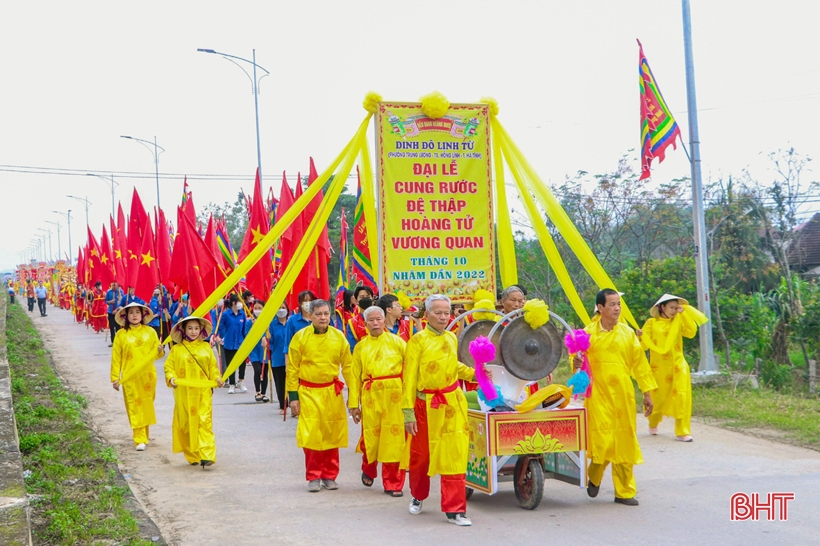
[421,382,458,409]
[363,373,402,390]
[300,377,345,396]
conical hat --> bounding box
[171,316,213,344]
[115,302,154,327]
[650,294,689,317]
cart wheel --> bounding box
[465,487,474,500]
[514,456,544,510]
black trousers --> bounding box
[108,313,119,340]
[27,297,35,312]
[37,297,47,316]
[251,362,268,395]
[8,294,14,304]
[270,366,286,409]
[223,348,246,385]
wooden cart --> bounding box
[466,407,588,509]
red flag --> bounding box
[86,226,104,285]
[156,208,172,285]
[77,247,86,286]
[128,188,149,288]
[134,216,159,301]
[99,225,116,287]
[204,215,225,270]
[303,157,331,301]
[110,215,125,285]
[180,177,197,225]
[237,168,272,299]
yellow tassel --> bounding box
[523,298,550,329]
[472,299,499,322]
[473,288,494,303]
[395,290,412,310]
[480,96,499,118]
[363,91,382,114]
[420,91,449,119]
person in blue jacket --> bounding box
[269,300,289,414]
[119,286,145,308]
[247,300,270,403]
[283,290,315,416]
[148,288,163,340]
[217,293,248,394]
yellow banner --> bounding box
[377,102,495,303]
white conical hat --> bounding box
[115,302,154,326]
[650,294,689,317]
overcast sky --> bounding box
[1,0,818,271]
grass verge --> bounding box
[6,302,154,545]
[692,384,820,451]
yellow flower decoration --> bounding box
[472,299,499,322]
[480,96,499,118]
[395,290,412,311]
[420,91,449,119]
[363,91,382,114]
[523,298,550,329]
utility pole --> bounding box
[682,0,716,372]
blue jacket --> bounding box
[270,319,288,368]
[148,297,161,327]
[283,313,311,355]
[218,308,247,350]
[246,317,267,363]
[120,293,145,307]
[105,288,123,313]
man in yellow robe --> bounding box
[165,316,224,467]
[574,289,657,506]
[287,299,354,492]
[110,302,164,450]
[639,294,708,442]
[403,294,476,526]
[349,305,407,496]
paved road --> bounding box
[31,306,820,545]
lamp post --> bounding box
[45,220,61,261]
[67,195,92,226]
[53,210,73,263]
[197,48,269,181]
[37,228,52,262]
[86,173,118,218]
[121,135,164,208]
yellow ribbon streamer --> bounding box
[119,348,163,384]
[220,117,371,381]
[492,118,638,328]
[492,129,518,287]
[187,116,371,324]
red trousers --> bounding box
[408,397,467,513]
[303,448,339,481]
[359,436,406,492]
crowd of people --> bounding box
[11,277,706,527]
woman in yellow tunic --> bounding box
[403,294,476,527]
[164,316,224,467]
[287,300,354,492]
[110,302,164,451]
[639,294,708,442]
[349,306,408,496]
[575,289,657,506]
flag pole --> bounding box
[682,0,716,372]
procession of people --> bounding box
[12,270,708,528]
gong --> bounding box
[498,316,563,381]
[457,319,503,368]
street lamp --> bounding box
[37,228,52,262]
[197,47,269,181]
[53,210,73,263]
[86,173,119,218]
[45,220,61,261]
[121,135,164,208]
[67,195,92,226]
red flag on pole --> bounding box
[135,216,159,302]
[128,189,149,289]
[303,157,331,301]
[156,208,172,286]
[99,225,117,287]
[237,168,272,300]
[86,227,104,285]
